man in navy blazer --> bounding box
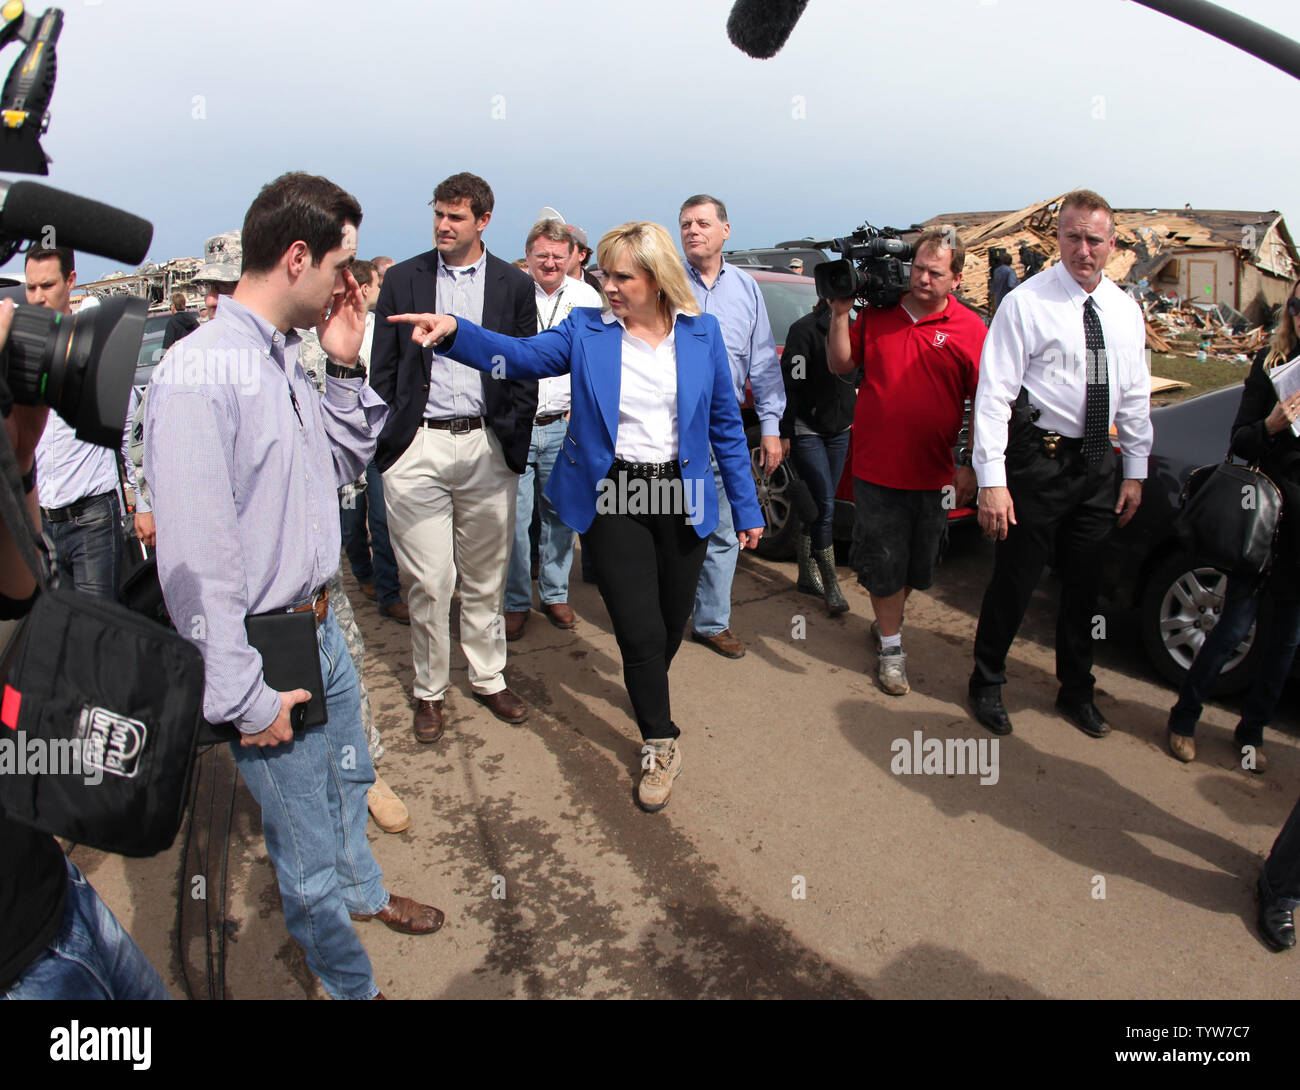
[369,173,538,741]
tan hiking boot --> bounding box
[637,739,682,812]
[367,776,411,833]
[1168,730,1195,763]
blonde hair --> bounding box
[596,221,700,326]
[1266,277,1300,368]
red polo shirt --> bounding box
[849,296,985,491]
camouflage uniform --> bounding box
[300,328,384,766]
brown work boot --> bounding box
[358,581,376,600]
[505,610,529,641]
[473,687,529,724]
[544,602,576,629]
[412,699,444,743]
[380,601,410,624]
[691,628,745,659]
[350,894,445,936]
[367,776,411,833]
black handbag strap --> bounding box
[0,426,50,590]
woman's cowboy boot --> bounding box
[796,532,824,597]
[816,544,849,616]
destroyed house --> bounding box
[914,197,1299,325]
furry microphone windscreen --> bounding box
[727,0,810,59]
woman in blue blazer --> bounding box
[390,221,763,812]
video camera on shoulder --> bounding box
[813,223,914,309]
[0,4,153,450]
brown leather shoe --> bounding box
[544,602,576,629]
[505,610,529,641]
[350,894,445,936]
[413,699,444,743]
[691,628,746,659]
[474,687,529,724]
[359,581,376,601]
[380,601,410,624]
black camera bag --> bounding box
[0,425,204,857]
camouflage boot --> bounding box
[815,545,849,616]
[796,532,824,597]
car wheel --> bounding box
[744,424,800,560]
[1138,551,1258,695]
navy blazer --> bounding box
[370,249,538,473]
[443,308,764,538]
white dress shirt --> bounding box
[533,276,603,417]
[973,260,1151,488]
[602,310,679,463]
[35,410,120,511]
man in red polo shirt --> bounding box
[828,227,985,695]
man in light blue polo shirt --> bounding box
[679,194,784,659]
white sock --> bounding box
[881,631,902,651]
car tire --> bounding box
[744,424,800,561]
[1138,551,1260,695]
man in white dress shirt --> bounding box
[967,189,1151,738]
[504,219,602,640]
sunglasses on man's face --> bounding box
[1288,296,1300,317]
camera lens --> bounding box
[1,295,146,447]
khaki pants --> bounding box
[382,424,518,701]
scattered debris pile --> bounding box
[1144,303,1268,360]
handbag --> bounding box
[1175,454,1283,579]
[0,427,205,857]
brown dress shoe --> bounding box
[474,687,529,724]
[691,628,746,659]
[359,581,376,600]
[380,601,410,625]
[544,602,576,629]
[350,894,445,936]
[505,610,529,641]
[413,699,444,743]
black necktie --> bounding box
[1082,297,1110,466]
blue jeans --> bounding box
[791,430,850,549]
[1169,575,1300,748]
[3,858,170,999]
[231,608,387,1000]
[506,419,574,611]
[340,460,401,607]
[43,490,122,602]
[692,452,738,636]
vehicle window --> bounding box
[757,280,818,347]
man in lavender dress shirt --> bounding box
[146,173,443,1001]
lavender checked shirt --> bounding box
[144,298,388,734]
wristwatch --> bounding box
[326,355,366,380]
[955,447,973,468]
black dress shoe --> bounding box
[969,693,1012,736]
[1257,876,1296,952]
[1055,696,1110,738]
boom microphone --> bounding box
[0,179,153,265]
[727,0,809,59]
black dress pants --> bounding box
[1264,794,1300,908]
[581,505,708,741]
[970,435,1119,704]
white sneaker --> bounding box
[877,646,910,696]
[637,739,682,812]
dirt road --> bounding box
[78,529,1300,999]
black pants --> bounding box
[581,507,708,741]
[1264,794,1300,908]
[970,436,1119,703]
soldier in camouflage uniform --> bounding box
[134,231,409,833]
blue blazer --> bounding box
[441,308,764,537]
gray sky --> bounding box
[18,0,1300,284]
